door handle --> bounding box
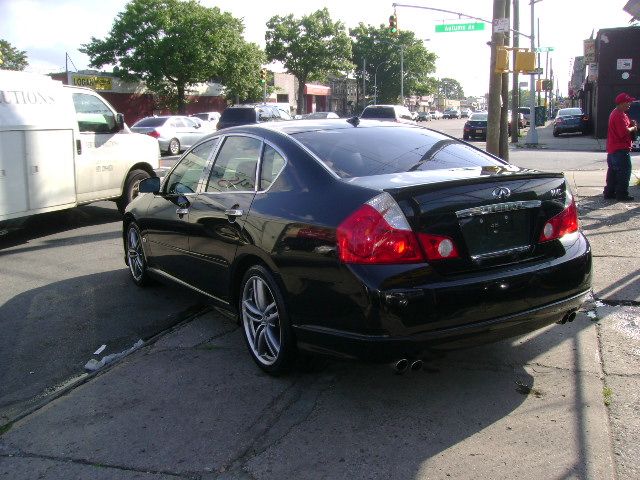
[224,208,244,218]
[176,207,189,216]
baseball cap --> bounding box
[615,93,636,104]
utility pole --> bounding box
[362,57,367,110]
[524,0,539,145]
[549,57,554,118]
[400,45,404,104]
[499,0,510,160]
[537,18,541,107]
[486,0,506,156]
[511,0,520,143]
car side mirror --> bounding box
[139,176,160,194]
[116,113,125,131]
[194,123,201,129]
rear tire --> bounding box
[117,169,150,214]
[463,134,469,140]
[553,129,560,137]
[239,265,296,375]
[167,138,180,156]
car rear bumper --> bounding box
[294,289,591,361]
[292,233,592,362]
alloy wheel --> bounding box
[241,275,281,366]
[127,225,145,282]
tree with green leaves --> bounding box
[0,40,28,71]
[437,77,465,100]
[81,0,261,112]
[265,8,352,114]
[350,24,437,107]
[222,42,272,104]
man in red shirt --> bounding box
[604,92,638,201]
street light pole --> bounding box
[400,45,404,103]
[374,61,388,105]
[524,0,540,144]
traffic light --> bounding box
[515,50,536,73]
[389,14,398,34]
[536,79,543,92]
[260,68,267,84]
[495,46,509,73]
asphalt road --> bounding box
[0,202,206,424]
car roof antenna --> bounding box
[346,116,360,127]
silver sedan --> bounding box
[131,115,212,155]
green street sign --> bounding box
[435,22,485,33]
[535,47,555,53]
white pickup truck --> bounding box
[0,70,159,229]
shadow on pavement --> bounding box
[0,269,207,424]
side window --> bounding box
[260,145,286,190]
[72,93,117,133]
[172,118,186,128]
[206,136,262,193]
[164,139,218,195]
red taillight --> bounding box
[147,130,160,138]
[539,197,579,243]
[582,115,589,121]
[337,193,459,264]
[417,233,459,260]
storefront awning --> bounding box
[304,84,331,96]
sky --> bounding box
[1,0,636,97]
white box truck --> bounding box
[0,70,160,229]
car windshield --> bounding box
[470,113,488,121]
[133,117,167,127]
[221,108,256,121]
[361,106,395,119]
[558,108,583,117]
[293,126,504,179]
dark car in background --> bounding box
[443,108,461,119]
[463,112,488,140]
[124,120,591,375]
[553,108,589,137]
[417,111,431,122]
[218,104,291,130]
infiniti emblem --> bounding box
[492,187,511,200]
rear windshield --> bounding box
[558,108,582,117]
[221,108,256,121]
[133,117,167,127]
[293,126,504,178]
[361,106,395,119]
[469,113,488,121]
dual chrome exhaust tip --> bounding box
[393,358,423,374]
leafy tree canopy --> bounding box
[350,24,437,106]
[81,0,260,112]
[0,39,28,71]
[437,77,465,100]
[265,8,352,113]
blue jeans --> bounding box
[604,150,632,198]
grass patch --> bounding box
[0,422,13,436]
[603,386,613,406]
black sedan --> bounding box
[463,112,488,140]
[123,120,592,374]
[553,108,589,136]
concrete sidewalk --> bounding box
[514,123,606,152]
[1,173,638,480]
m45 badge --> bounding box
[549,188,563,198]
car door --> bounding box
[71,92,125,200]
[186,134,263,301]
[181,116,205,147]
[143,138,219,279]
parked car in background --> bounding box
[125,119,591,375]
[417,112,431,122]
[553,108,589,137]
[131,115,208,155]
[303,112,340,119]
[443,108,461,119]
[430,110,443,120]
[509,113,525,130]
[218,104,291,130]
[518,107,531,126]
[360,105,416,124]
[191,111,221,129]
[463,112,488,140]
[460,108,472,118]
